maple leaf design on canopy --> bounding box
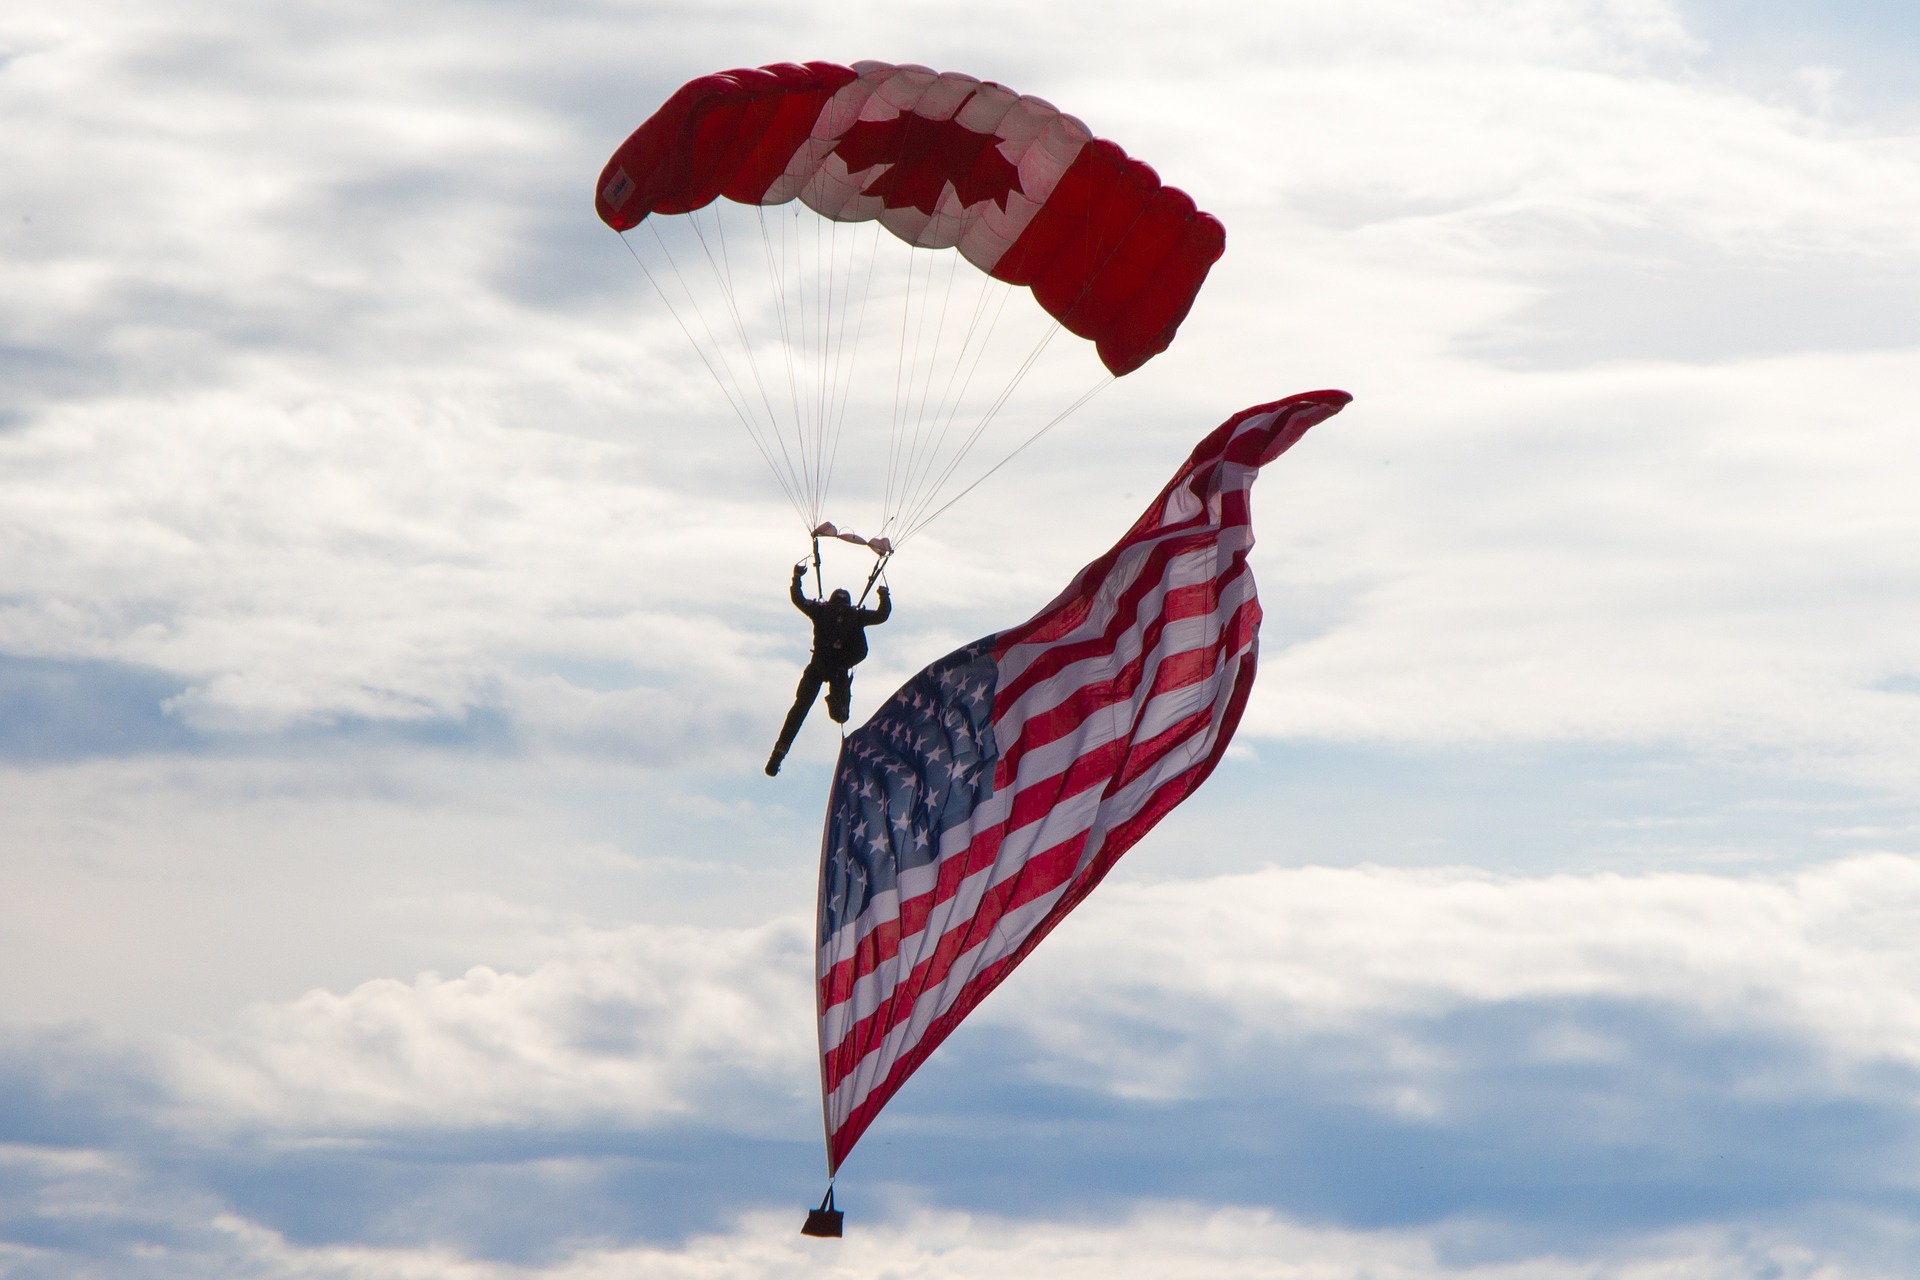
[834,111,1025,216]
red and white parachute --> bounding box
[597,61,1225,552]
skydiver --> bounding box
[766,563,890,777]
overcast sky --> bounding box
[4,0,1920,1276]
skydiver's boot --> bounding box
[766,668,825,779]
[766,671,822,779]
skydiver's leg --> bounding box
[767,667,826,777]
[825,669,853,723]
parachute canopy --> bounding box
[596,60,1225,378]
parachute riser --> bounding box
[856,552,890,608]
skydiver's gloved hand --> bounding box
[877,586,890,601]
[793,564,807,583]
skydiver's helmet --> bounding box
[829,588,852,606]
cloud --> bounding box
[1,1177,1913,1279]
[138,857,1920,1224]
[119,854,1920,1140]
[3,0,1916,773]
[165,919,815,1134]
[8,855,1920,1267]
[996,853,1920,1094]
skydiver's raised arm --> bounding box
[791,564,815,613]
[862,585,891,625]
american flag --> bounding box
[816,390,1351,1172]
